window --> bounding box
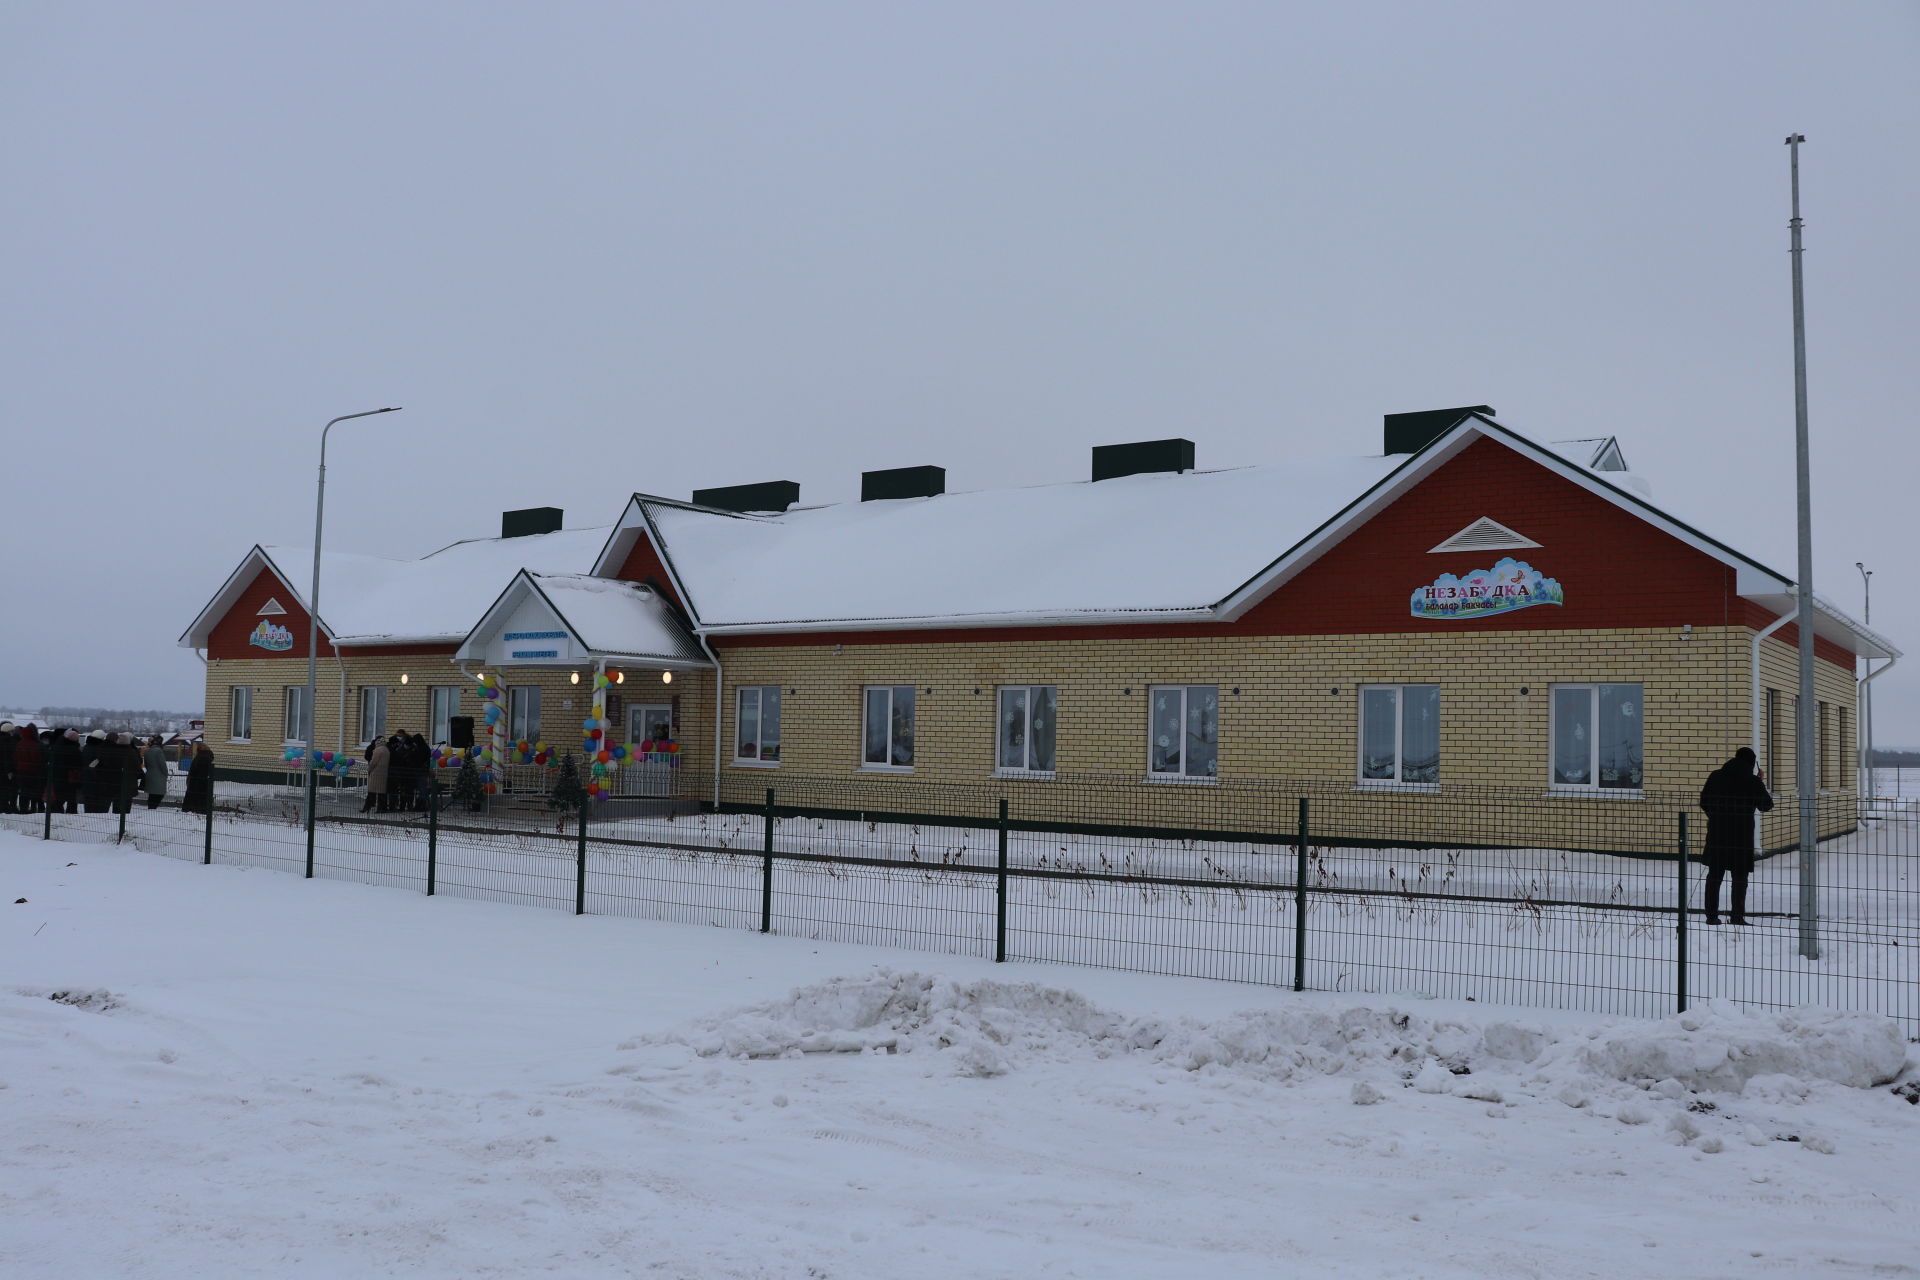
[1551,683,1642,791]
[1840,706,1851,791]
[229,685,253,742]
[360,686,387,743]
[283,685,313,744]
[1148,685,1218,780]
[1818,701,1833,790]
[735,686,782,763]
[862,685,915,769]
[997,686,1057,775]
[508,686,542,742]
[1358,684,1439,785]
[430,686,462,745]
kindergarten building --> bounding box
[181,407,1895,842]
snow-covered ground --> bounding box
[3,827,1917,1278]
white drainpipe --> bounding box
[1858,652,1899,801]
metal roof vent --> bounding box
[1429,517,1541,554]
[502,507,564,538]
[861,465,946,502]
[1384,406,1493,455]
[1090,438,1195,482]
[690,481,802,513]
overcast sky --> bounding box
[3,1,1915,744]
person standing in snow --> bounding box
[1699,746,1774,926]
[181,743,214,814]
[112,734,142,815]
[142,736,169,809]
[364,735,391,813]
[80,728,119,812]
[49,728,83,813]
[0,721,15,813]
[13,724,44,814]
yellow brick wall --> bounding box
[202,653,714,783]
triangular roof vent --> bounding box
[1429,517,1541,554]
[257,597,288,616]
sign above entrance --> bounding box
[1411,557,1564,620]
[249,620,294,650]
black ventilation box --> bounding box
[691,480,802,513]
[861,465,946,502]
[1383,406,1493,455]
[501,507,564,538]
[1091,438,1195,482]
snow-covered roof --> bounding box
[455,572,710,668]
[641,455,1404,630]
[180,526,610,647]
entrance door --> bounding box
[623,703,676,797]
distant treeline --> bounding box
[1871,749,1920,768]
[24,706,198,733]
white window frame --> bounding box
[359,686,388,744]
[995,685,1057,778]
[508,685,542,743]
[1356,684,1440,789]
[282,685,313,745]
[1548,682,1644,794]
[733,686,782,766]
[429,686,462,746]
[1146,684,1219,782]
[861,685,915,772]
[228,685,253,743]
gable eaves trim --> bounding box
[589,497,647,578]
[177,546,337,648]
[635,499,711,629]
[455,570,536,659]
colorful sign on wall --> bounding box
[248,620,294,650]
[1411,557,1564,620]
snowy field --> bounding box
[4,827,1919,1279]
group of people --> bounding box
[1,722,215,816]
[363,730,435,813]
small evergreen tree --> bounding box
[548,752,586,816]
[452,755,485,812]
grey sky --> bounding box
[3,2,1915,741]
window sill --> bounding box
[1545,787,1645,800]
[1353,781,1440,794]
[859,764,915,775]
[1143,773,1219,786]
[227,738,253,745]
[993,769,1056,782]
[730,758,780,769]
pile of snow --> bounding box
[638,969,1908,1099]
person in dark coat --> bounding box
[112,734,141,815]
[409,733,433,810]
[1700,746,1775,925]
[81,729,121,812]
[382,733,411,814]
[49,729,82,813]
[13,723,44,814]
[181,743,214,814]
[0,721,15,813]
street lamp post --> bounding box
[1785,133,1818,961]
[306,407,403,844]
[1856,562,1873,803]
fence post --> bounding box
[303,767,317,879]
[575,792,589,916]
[43,793,52,840]
[425,783,438,897]
[117,809,126,844]
[203,795,213,865]
[760,788,775,934]
[1676,811,1689,1014]
[1293,798,1309,994]
[995,798,1009,963]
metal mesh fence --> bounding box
[9,774,1913,1036]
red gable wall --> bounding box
[613,534,687,612]
[718,435,1855,670]
[207,567,335,659]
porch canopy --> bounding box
[456,571,712,672]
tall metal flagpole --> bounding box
[1785,134,1818,961]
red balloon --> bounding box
[589,727,602,739]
